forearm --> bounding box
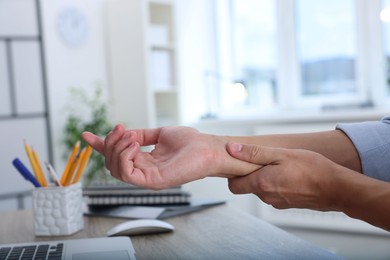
[333,166,390,232]
[224,130,362,173]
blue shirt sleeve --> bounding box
[336,116,390,182]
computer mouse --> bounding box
[106,219,175,236]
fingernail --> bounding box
[231,143,243,152]
[113,124,122,132]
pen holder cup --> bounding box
[32,182,84,236]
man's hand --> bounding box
[226,143,343,211]
[227,142,390,231]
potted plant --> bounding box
[62,84,115,187]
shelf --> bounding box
[106,0,180,128]
[151,44,175,51]
[149,0,174,5]
[154,88,177,94]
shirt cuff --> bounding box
[336,116,390,182]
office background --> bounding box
[1,0,390,258]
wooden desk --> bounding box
[0,204,340,259]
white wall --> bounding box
[41,0,109,172]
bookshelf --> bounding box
[106,0,181,128]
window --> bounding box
[297,0,357,96]
[212,0,388,118]
[214,0,277,117]
[231,0,277,110]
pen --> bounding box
[12,158,41,187]
[61,141,80,186]
[44,161,62,187]
[32,148,48,187]
[72,145,93,184]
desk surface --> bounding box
[0,204,339,259]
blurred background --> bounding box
[1,0,390,258]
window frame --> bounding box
[214,0,388,117]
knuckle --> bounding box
[257,179,272,193]
[118,151,128,160]
[248,145,263,162]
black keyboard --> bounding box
[0,243,63,260]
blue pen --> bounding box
[12,158,41,188]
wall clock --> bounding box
[57,6,88,47]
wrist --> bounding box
[328,163,365,213]
[208,134,232,177]
[211,135,261,178]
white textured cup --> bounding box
[32,182,84,236]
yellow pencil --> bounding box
[24,141,43,186]
[72,145,93,184]
[32,148,48,187]
[63,149,83,186]
[60,141,80,185]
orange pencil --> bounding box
[32,148,48,187]
[63,149,84,186]
[72,145,93,184]
[60,141,80,185]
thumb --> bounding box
[227,142,281,165]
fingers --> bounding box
[115,142,141,182]
[228,169,283,208]
[228,175,256,195]
[104,124,127,169]
[83,124,164,154]
[226,142,283,165]
[82,132,104,154]
[109,131,138,178]
[136,128,162,146]
[226,143,285,195]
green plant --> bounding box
[62,84,114,187]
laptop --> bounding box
[0,236,136,260]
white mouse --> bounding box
[107,219,175,236]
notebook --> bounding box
[83,185,191,206]
[0,236,136,260]
[84,198,226,220]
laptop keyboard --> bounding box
[0,243,63,260]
